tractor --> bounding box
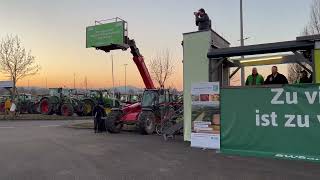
[16,93,39,114]
[81,90,120,116]
[106,88,177,134]
[39,88,82,116]
[87,19,181,134]
[95,37,177,134]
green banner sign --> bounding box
[221,84,320,162]
[86,21,125,48]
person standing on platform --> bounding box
[264,66,288,85]
[245,67,264,86]
[297,70,312,84]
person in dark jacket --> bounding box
[264,66,288,85]
[297,70,312,84]
[194,8,211,31]
[245,67,264,85]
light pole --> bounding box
[73,73,76,89]
[124,64,128,94]
[240,0,245,86]
[111,54,115,106]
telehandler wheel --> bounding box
[137,111,156,135]
[106,111,123,133]
[60,103,74,116]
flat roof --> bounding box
[183,29,230,45]
[207,40,314,59]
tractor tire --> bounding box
[19,102,29,114]
[82,99,95,116]
[74,100,84,116]
[106,111,123,133]
[76,111,83,116]
[60,103,74,116]
[27,102,34,114]
[137,111,156,135]
[40,98,54,115]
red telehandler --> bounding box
[96,39,177,134]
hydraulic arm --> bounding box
[128,39,155,89]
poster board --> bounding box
[191,82,220,149]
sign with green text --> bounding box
[221,84,320,162]
[86,21,125,48]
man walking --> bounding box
[245,67,264,85]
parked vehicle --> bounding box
[39,88,82,116]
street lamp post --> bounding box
[240,0,245,86]
[124,64,128,94]
[111,54,115,106]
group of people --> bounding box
[245,66,311,86]
[3,98,17,119]
[193,9,312,86]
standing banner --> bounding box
[191,82,220,149]
[221,84,320,162]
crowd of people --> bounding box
[245,66,312,86]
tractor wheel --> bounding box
[82,99,95,116]
[137,111,156,135]
[60,103,74,116]
[27,102,34,114]
[76,111,83,116]
[40,98,54,115]
[33,102,40,114]
[19,102,29,114]
[75,102,84,116]
[106,111,123,133]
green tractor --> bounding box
[39,88,82,116]
[81,90,120,116]
[16,93,39,114]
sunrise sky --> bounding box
[0,0,313,90]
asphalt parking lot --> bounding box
[0,120,319,180]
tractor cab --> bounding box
[141,89,171,109]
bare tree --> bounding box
[288,0,318,83]
[149,50,174,88]
[288,64,304,83]
[308,0,320,34]
[0,35,40,97]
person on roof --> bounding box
[194,8,211,31]
[264,66,288,85]
[245,67,264,86]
